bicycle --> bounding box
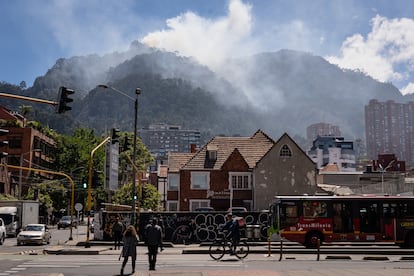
[209,232,249,260]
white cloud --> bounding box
[326,15,414,94]
[141,0,254,70]
[401,82,414,95]
[30,0,140,56]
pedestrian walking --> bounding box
[113,217,124,250]
[145,218,163,271]
[120,225,139,276]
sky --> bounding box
[2,0,414,94]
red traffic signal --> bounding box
[56,86,74,114]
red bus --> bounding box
[270,195,414,248]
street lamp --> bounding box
[97,84,141,226]
[379,160,395,194]
[19,149,41,199]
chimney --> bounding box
[190,144,197,153]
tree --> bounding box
[112,183,161,211]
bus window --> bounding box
[333,202,353,233]
[303,201,327,218]
[281,202,298,227]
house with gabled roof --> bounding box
[253,133,318,210]
[167,129,317,211]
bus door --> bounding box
[358,202,380,234]
[333,202,353,233]
[381,203,396,240]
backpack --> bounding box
[235,217,246,229]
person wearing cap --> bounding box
[145,218,163,270]
[222,213,240,255]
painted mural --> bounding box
[93,210,271,243]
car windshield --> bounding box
[26,225,43,231]
[61,216,71,221]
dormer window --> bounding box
[207,145,218,161]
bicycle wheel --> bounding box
[209,241,225,260]
[235,240,249,259]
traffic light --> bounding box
[111,128,120,144]
[56,86,74,114]
[122,135,130,151]
[82,177,87,189]
[0,128,9,158]
[92,170,99,188]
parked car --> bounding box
[0,218,6,245]
[227,207,248,213]
[195,207,215,212]
[17,224,51,245]
[57,216,77,229]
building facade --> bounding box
[365,99,414,166]
[306,122,341,148]
[139,123,201,163]
[307,136,356,172]
[165,130,318,212]
[0,106,56,197]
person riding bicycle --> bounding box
[222,213,240,255]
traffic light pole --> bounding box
[85,136,111,248]
[0,93,57,105]
[0,164,76,241]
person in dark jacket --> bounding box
[145,218,163,271]
[120,225,139,276]
[112,217,124,250]
[222,213,240,254]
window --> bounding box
[190,200,210,211]
[168,174,179,191]
[230,173,251,189]
[167,201,178,211]
[191,172,209,189]
[303,201,328,218]
[280,144,292,157]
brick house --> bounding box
[0,106,56,197]
[166,130,317,211]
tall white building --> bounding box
[307,136,356,172]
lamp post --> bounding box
[97,84,141,227]
[379,160,395,194]
[18,149,41,199]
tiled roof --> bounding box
[167,152,195,172]
[182,129,275,170]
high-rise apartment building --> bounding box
[365,99,414,165]
[139,123,201,160]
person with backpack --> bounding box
[222,213,240,255]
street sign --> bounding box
[75,203,83,211]
[105,142,119,191]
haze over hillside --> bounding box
[0,42,409,148]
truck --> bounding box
[0,200,40,237]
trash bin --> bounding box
[252,225,261,239]
[246,225,254,239]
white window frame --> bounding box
[168,173,179,191]
[189,199,210,211]
[229,172,251,190]
[167,201,179,211]
[191,171,210,190]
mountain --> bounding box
[0,43,408,146]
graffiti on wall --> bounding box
[94,211,271,243]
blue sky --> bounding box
[2,0,414,94]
